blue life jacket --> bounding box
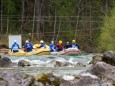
[25,43,32,49]
[40,43,46,48]
[11,43,19,51]
[50,44,55,51]
[72,43,78,48]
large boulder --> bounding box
[34,73,61,86]
[0,57,12,67]
[90,54,103,64]
[89,62,115,86]
[77,76,107,86]
[59,73,107,86]
[18,60,31,67]
[0,72,34,86]
[102,51,115,66]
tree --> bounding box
[98,7,115,52]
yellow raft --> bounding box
[33,44,50,55]
[8,44,50,56]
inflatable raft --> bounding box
[50,48,81,56]
[33,44,50,55]
[8,49,37,56]
[8,44,50,56]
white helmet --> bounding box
[51,41,54,44]
[67,42,69,44]
[40,40,44,43]
[26,40,29,43]
[14,40,17,43]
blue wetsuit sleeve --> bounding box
[18,44,20,49]
[76,44,80,49]
[11,44,14,51]
[31,44,33,49]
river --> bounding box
[0,54,94,75]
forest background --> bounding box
[0,0,115,52]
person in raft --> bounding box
[71,40,80,49]
[40,40,46,48]
[11,40,20,53]
[56,40,63,51]
[64,42,71,49]
[49,41,55,52]
[24,40,33,52]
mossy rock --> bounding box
[90,55,102,64]
[102,51,115,66]
[34,73,48,83]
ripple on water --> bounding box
[2,54,94,75]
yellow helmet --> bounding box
[59,40,62,44]
[72,40,76,43]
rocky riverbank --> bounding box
[0,51,115,86]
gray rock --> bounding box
[102,51,115,66]
[18,60,31,67]
[77,76,105,86]
[0,72,34,86]
[90,54,103,64]
[0,77,8,86]
[0,57,12,67]
[89,62,115,86]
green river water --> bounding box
[0,54,93,75]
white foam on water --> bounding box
[81,72,98,79]
[30,60,46,65]
[55,58,68,63]
[68,58,78,64]
[62,75,75,81]
[11,58,30,64]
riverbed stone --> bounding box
[102,51,115,66]
[90,54,103,64]
[89,62,115,86]
[0,72,34,86]
[0,57,12,67]
[18,59,31,67]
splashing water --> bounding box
[0,54,94,75]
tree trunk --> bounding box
[75,0,82,39]
[55,18,61,43]
[32,0,36,41]
[0,0,3,36]
[36,0,42,39]
[7,8,9,34]
[21,0,25,35]
[53,10,56,42]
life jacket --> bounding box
[12,44,19,50]
[57,44,62,49]
[40,43,46,48]
[50,44,55,51]
[26,43,32,49]
[72,43,77,48]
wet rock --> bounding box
[76,62,86,67]
[34,73,48,84]
[34,73,61,86]
[77,76,106,86]
[46,60,71,67]
[0,57,12,67]
[89,62,115,86]
[0,77,8,86]
[90,54,103,64]
[0,72,34,86]
[102,51,115,66]
[18,60,30,67]
[60,74,106,86]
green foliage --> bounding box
[98,7,115,51]
[3,0,16,14]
